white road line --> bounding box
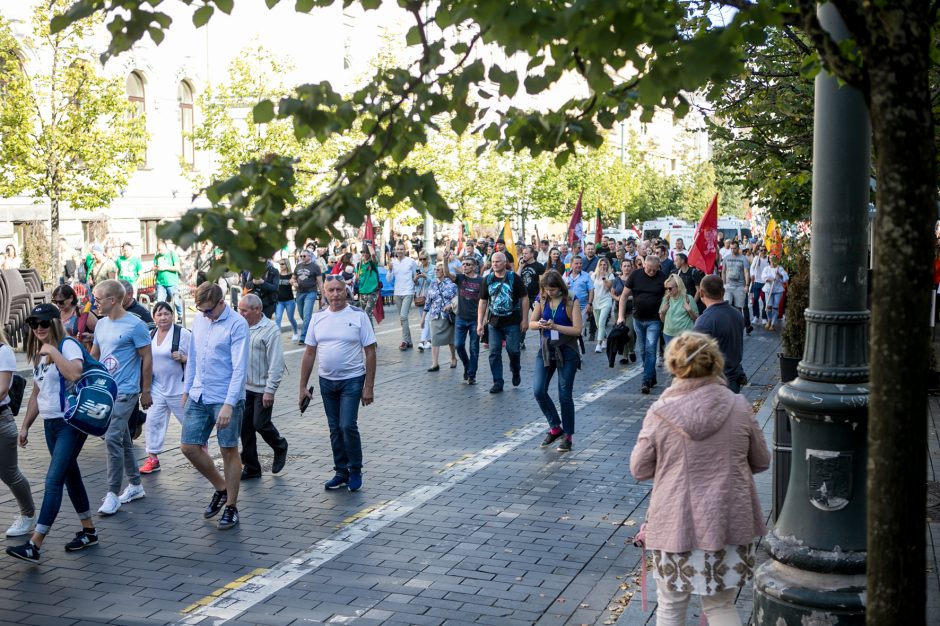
[177,366,642,625]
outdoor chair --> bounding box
[0,272,29,348]
[18,268,51,304]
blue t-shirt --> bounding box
[93,314,152,394]
[565,271,593,310]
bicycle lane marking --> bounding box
[177,366,642,625]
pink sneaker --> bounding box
[139,457,161,474]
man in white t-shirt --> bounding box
[388,244,418,350]
[299,278,377,493]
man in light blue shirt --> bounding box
[92,279,153,516]
[181,282,249,531]
[565,256,594,336]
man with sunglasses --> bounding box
[293,249,323,345]
[388,244,418,350]
[181,282,249,530]
[90,280,153,516]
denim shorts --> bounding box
[181,397,245,448]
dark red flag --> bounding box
[687,194,719,273]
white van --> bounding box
[642,217,691,241]
[661,227,697,255]
[717,217,753,242]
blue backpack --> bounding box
[486,272,518,318]
[58,337,118,437]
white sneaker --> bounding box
[118,484,146,504]
[5,514,36,537]
[98,492,121,515]
[291,333,299,341]
[594,344,604,353]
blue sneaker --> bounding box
[347,473,362,492]
[324,474,348,490]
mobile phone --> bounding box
[300,386,314,414]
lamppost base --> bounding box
[753,558,866,625]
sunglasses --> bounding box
[198,301,221,315]
[324,275,344,282]
[52,299,68,306]
[28,319,52,329]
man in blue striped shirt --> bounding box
[181,283,249,530]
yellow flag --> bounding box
[500,219,518,269]
[764,220,783,257]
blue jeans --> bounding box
[533,346,579,435]
[633,319,662,385]
[319,375,365,474]
[750,282,765,319]
[487,323,521,388]
[275,300,298,334]
[296,291,318,341]
[454,318,480,378]
[36,419,92,536]
[156,283,183,319]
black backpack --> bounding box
[0,344,25,416]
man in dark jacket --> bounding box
[694,275,747,393]
[242,259,279,319]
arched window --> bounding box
[126,71,146,166]
[178,80,195,168]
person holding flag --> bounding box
[687,194,720,276]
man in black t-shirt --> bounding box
[618,255,667,394]
[443,252,484,385]
[518,246,545,351]
[477,252,528,393]
[695,275,746,393]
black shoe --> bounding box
[746,325,753,335]
[463,371,468,381]
[467,377,476,385]
[64,529,98,552]
[589,335,596,342]
[204,490,227,519]
[512,371,521,387]
[620,358,629,365]
[641,383,651,395]
[651,378,658,387]
[218,505,239,530]
[427,365,440,372]
[557,437,572,452]
[489,385,503,394]
[630,352,637,362]
[540,430,564,447]
[272,444,288,474]
[520,341,526,351]
[240,470,262,480]
[6,541,40,562]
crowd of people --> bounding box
[0,228,778,626]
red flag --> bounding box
[687,194,719,273]
[594,207,603,244]
[567,190,585,246]
[373,294,385,324]
[363,215,375,243]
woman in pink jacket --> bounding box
[630,331,770,626]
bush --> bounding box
[781,241,810,358]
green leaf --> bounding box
[406,25,423,47]
[192,5,214,27]
[252,100,276,124]
[215,0,234,15]
[147,27,165,45]
[295,0,315,12]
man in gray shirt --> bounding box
[237,294,288,480]
[721,241,753,334]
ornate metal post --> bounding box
[752,3,870,623]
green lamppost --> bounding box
[752,3,869,623]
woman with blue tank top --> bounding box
[530,270,584,452]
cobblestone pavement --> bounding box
[0,312,783,626]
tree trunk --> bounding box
[866,22,935,624]
[50,197,60,287]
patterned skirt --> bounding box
[651,543,757,596]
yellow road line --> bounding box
[437,453,473,473]
[336,501,388,528]
[181,567,268,614]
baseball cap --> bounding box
[27,303,59,323]
[91,244,104,253]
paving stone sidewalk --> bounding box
[0,313,782,626]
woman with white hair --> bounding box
[658,273,698,344]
